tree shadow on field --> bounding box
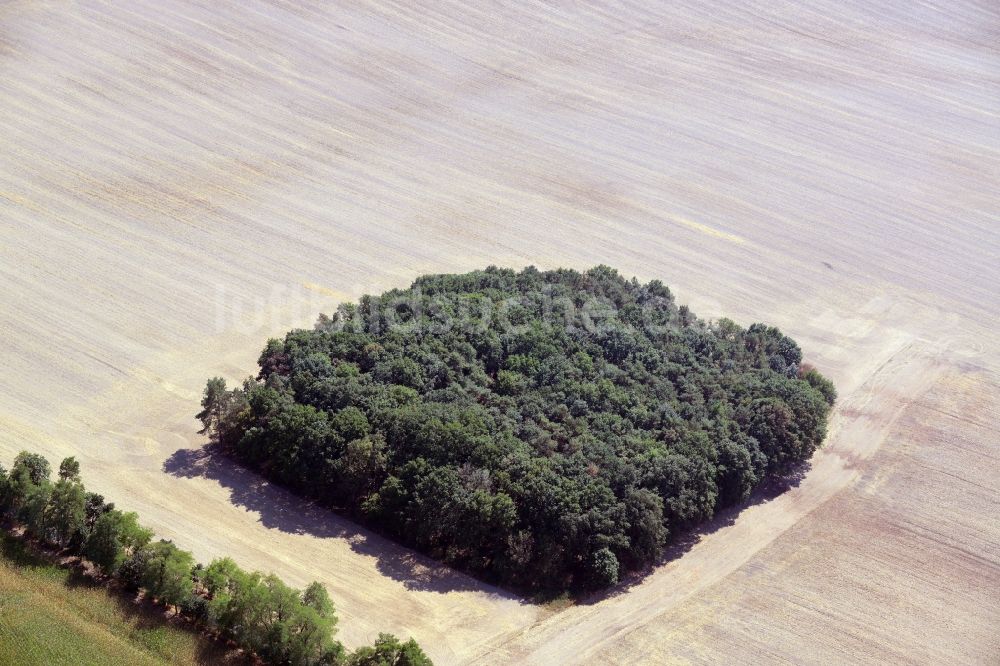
[573,461,812,607]
[163,445,521,601]
[164,446,811,605]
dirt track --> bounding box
[1,1,998,663]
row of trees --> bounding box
[0,451,431,666]
[200,266,837,591]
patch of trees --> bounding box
[0,451,431,666]
[201,266,836,592]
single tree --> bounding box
[58,456,81,481]
[348,633,433,666]
[43,477,87,547]
[84,492,113,530]
[197,377,229,434]
[85,510,152,575]
[12,451,51,486]
[302,581,335,619]
[141,540,195,611]
[18,483,52,538]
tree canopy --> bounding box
[202,266,835,591]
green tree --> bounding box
[282,603,343,666]
[202,559,268,645]
[801,366,837,405]
[198,377,251,448]
[58,456,81,481]
[330,406,371,443]
[197,377,230,433]
[18,483,52,537]
[200,559,345,664]
[257,574,303,662]
[715,438,760,506]
[302,581,335,619]
[84,492,113,530]
[586,547,620,588]
[348,633,433,666]
[746,397,802,474]
[141,540,195,611]
[623,488,667,566]
[42,477,86,547]
[12,451,50,486]
[4,452,52,521]
[200,556,243,596]
[336,434,388,503]
[85,510,152,575]
[85,511,126,575]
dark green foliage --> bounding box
[199,558,343,665]
[42,476,86,547]
[12,451,51,486]
[801,365,838,406]
[347,633,433,666]
[58,456,81,481]
[18,483,51,537]
[84,492,114,530]
[84,509,152,575]
[303,580,335,618]
[2,453,89,551]
[180,593,211,624]
[622,488,667,567]
[197,377,230,432]
[139,540,195,609]
[197,376,252,449]
[714,437,762,507]
[2,452,54,528]
[83,513,126,575]
[204,266,835,591]
[587,547,620,587]
[117,545,150,592]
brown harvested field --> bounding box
[1,1,998,663]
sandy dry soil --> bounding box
[1,1,998,663]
